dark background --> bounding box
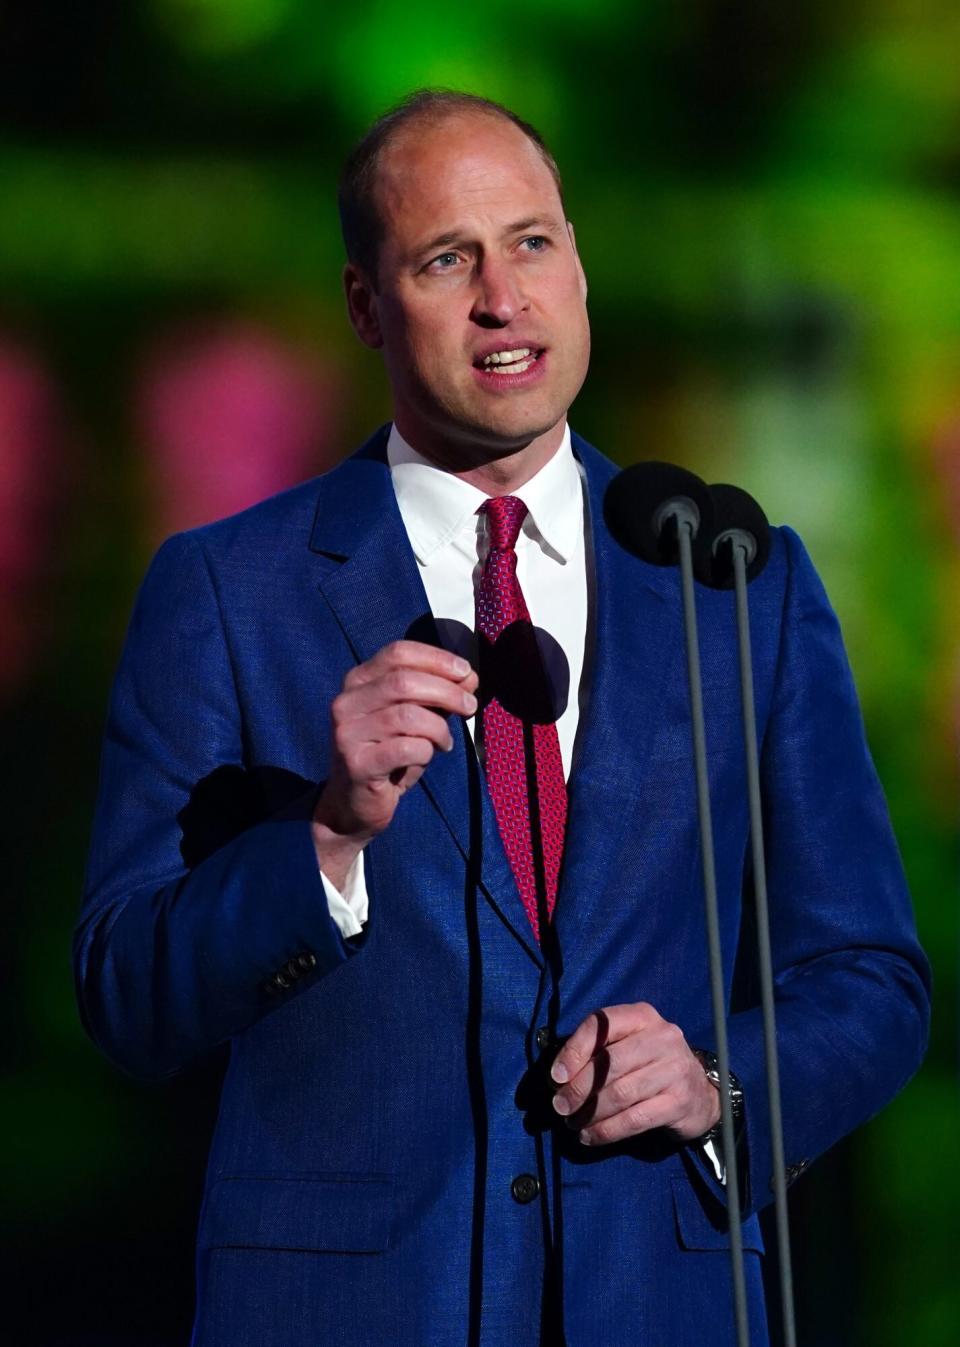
[1,2,957,1343]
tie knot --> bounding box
[482,495,528,551]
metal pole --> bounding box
[677,520,750,1347]
[732,540,797,1347]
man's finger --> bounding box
[345,640,473,690]
[336,670,478,723]
[357,735,436,779]
[550,1010,608,1086]
[578,1091,677,1147]
[339,705,455,759]
[552,1039,664,1117]
[550,1003,658,1084]
[560,1062,676,1128]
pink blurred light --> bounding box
[0,337,62,696]
[138,321,340,538]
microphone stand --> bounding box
[727,533,797,1347]
[672,510,750,1347]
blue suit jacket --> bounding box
[75,428,930,1346]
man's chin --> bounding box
[444,405,566,459]
[394,387,570,468]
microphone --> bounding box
[604,461,749,1347]
[695,483,771,589]
[603,461,714,566]
[698,483,796,1347]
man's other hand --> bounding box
[549,1003,721,1146]
[311,640,478,889]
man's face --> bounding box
[344,112,590,466]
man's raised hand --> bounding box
[311,640,478,889]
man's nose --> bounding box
[471,259,527,326]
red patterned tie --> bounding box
[476,496,568,941]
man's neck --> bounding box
[391,417,568,496]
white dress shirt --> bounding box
[318,421,587,937]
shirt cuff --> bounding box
[319,850,369,938]
[702,1137,726,1185]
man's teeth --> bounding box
[482,348,532,365]
[481,347,537,375]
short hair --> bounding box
[337,89,566,287]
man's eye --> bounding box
[521,236,548,252]
[429,252,460,270]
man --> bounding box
[75,92,930,1346]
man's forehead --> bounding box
[375,113,561,237]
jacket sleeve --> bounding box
[717,526,931,1214]
[73,532,352,1081]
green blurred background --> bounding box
[1,2,957,1343]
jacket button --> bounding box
[535,1026,552,1051]
[296,951,317,972]
[511,1174,540,1204]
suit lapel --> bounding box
[554,437,684,965]
[309,428,542,965]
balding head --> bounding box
[338,90,566,288]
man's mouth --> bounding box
[474,346,544,376]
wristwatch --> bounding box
[692,1048,744,1144]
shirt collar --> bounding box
[387,422,582,566]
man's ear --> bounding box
[566,221,588,303]
[343,263,384,349]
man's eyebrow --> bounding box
[411,216,565,262]
[412,231,463,261]
[504,216,565,237]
